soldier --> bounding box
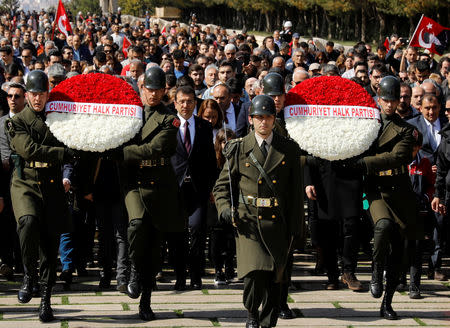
[113,66,184,321]
[213,95,303,328]
[262,73,289,137]
[236,72,288,138]
[353,76,421,319]
[6,70,75,322]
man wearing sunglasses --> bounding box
[0,82,26,282]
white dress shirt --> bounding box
[255,132,273,153]
[424,118,441,150]
[177,114,195,147]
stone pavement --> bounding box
[0,255,449,328]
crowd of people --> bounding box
[0,7,448,327]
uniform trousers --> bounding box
[18,215,60,286]
[373,219,404,288]
[243,270,281,327]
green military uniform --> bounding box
[213,130,303,327]
[362,110,420,320]
[363,113,421,239]
[120,103,183,274]
[6,105,70,286]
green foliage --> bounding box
[66,0,101,16]
[0,0,19,13]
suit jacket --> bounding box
[236,101,251,137]
[119,103,184,233]
[304,158,363,220]
[0,114,11,163]
[171,116,217,201]
[213,131,303,281]
[72,45,93,64]
[407,115,447,166]
[363,113,421,239]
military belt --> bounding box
[26,161,51,168]
[139,158,170,168]
[239,195,279,208]
[377,165,408,176]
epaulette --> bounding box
[222,137,243,159]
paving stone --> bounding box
[420,318,450,326]
[67,318,214,327]
[0,320,60,328]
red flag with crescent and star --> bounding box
[52,0,73,39]
[409,15,449,55]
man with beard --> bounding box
[396,83,419,120]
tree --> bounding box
[66,0,102,16]
[0,0,19,13]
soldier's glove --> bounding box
[220,208,236,224]
[63,148,79,163]
[103,148,124,161]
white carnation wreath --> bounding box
[46,112,142,152]
[285,116,381,161]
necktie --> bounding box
[430,124,437,151]
[260,140,268,158]
[184,121,191,153]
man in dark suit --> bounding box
[170,86,217,290]
[72,35,93,65]
[0,82,26,280]
[407,93,448,281]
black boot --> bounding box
[99,269,111,289]
[127,265,141,299]
[370,263,384,298]
[38,284,55,322]
[138,283,155,321]
[379,288,398,320]
[18,274,33,303]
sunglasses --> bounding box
[7,94,21,99]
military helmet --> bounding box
[378,75,400,101]
[249,95,276,116]
[143,66,166,90]
[26,70,49,93]
[262,72,285,96]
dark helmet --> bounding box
[262,72,285,96]
[249,95,276,116]
[378,75,400,101]
[26,70,49,93]
[143,66,166,89]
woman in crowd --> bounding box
[198,99,224,142]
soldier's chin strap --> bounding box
[223,121,237,227]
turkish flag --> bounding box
[122,36,132,58]
[52,0,73,39]
[409,15,449,55]
[161,26,167,36]
[383,37,390,51]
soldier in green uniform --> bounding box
[262,72,288,138]
[353,76,421,320]
[213,95,303,328]
[113,66,184,321]
[6,70,75,322]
